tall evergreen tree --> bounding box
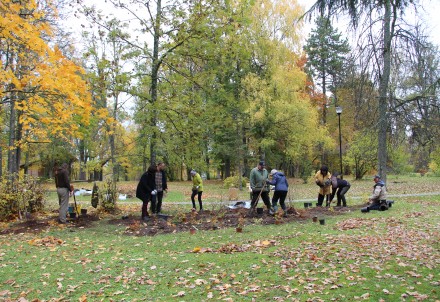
[304,16,350,125]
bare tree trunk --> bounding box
[149,0,162,166]
[0,145,2,177]
[79,139,87,180]
[110,94,118,182]
[8,94,17,175]
[377,0,392,182]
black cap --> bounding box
[259,161,265,166]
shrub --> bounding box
[223,176,248,188]
[99,178,117,212]
[0,174,45,221]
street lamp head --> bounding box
[336,106,342,115]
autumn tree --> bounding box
[81,19,136,182]
[0,0,91,177]
[307,0,419,182]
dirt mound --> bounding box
[1,205,362,237]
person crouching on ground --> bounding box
[368,175,387,210]
[267,169,289,217]
[136,165,157,221]
[190,169,203,211]
[249,161,272,213]
[329,173,351,207]
[314,165,332,207]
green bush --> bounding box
[99,178,117,212]
[223,176,248,188]
[0,174,45,221]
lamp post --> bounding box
[336,106,343,178]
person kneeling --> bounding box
[367,175,388,211]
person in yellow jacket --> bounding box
[190,169,204,211]
[314,165,332,206]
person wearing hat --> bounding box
[368,175,387,210]
[314,165,332,206]
[249,161,271,213]
[266,169,289,217]
[190,169,204,211]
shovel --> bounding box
[71,184,79,219]
[248,180,267,215]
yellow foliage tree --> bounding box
[0,0,92,174]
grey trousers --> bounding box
[57,187,69,223]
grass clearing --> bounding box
[1,177,440,301]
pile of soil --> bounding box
[111,205,362,236]
[1,205,364,237]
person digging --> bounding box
[249,161,272,215]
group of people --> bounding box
[314,165,387,209]
[250,162,387,213]
[314,165,351,207]
[135,162,168,221]
[55,160,387,223]
[136,164,205,220]
[249,161,290,217]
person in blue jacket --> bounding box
[267,169,289,217]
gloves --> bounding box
[324,179,332,186]
[151,190,157,195]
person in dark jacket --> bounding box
[54,163,73,224]
[330,173,351,207]
[136,165,157,221]
[153,162,168,214]
[267,169,289,217]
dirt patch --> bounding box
[0,212,101,235]
[109,205,360,237]
[0,205,364,237]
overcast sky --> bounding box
[298,0,440,47]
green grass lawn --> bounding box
[1,176,440,301]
